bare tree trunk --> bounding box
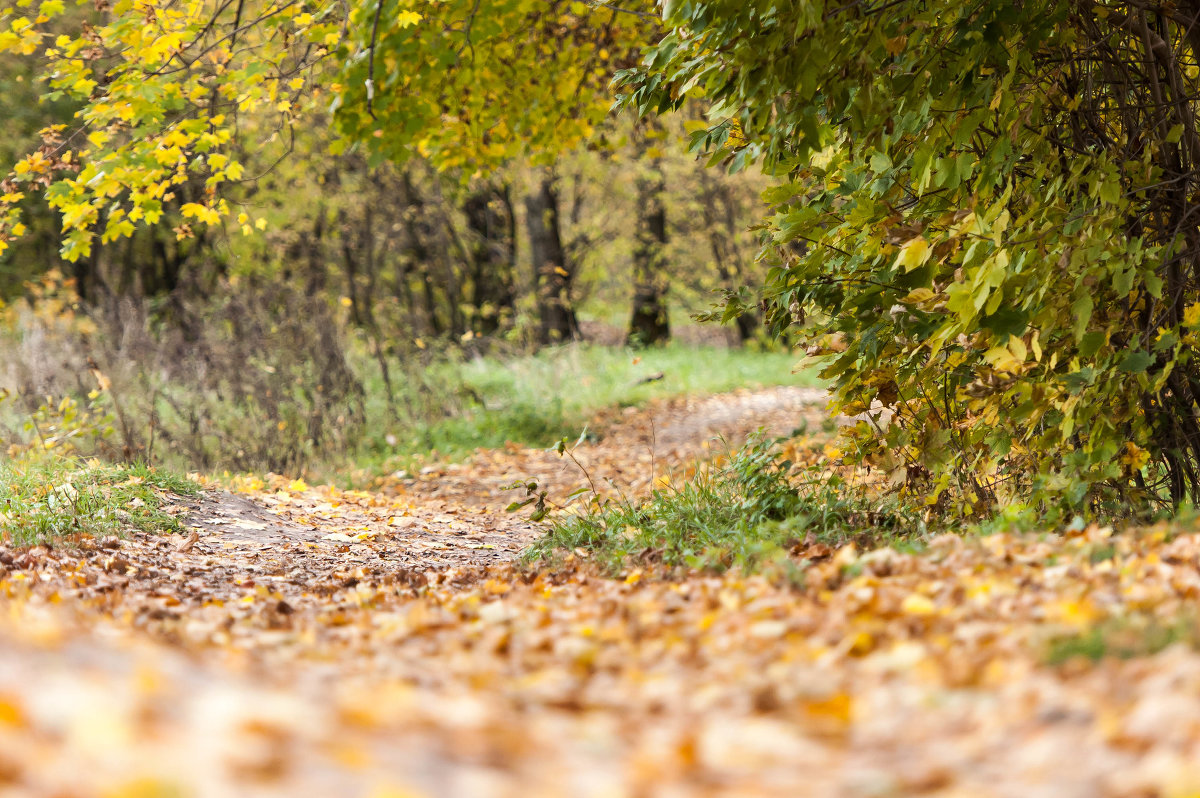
[699,171,758,344]
[525,171,578,344]
[463,182,517,335]
[627,163,670,347]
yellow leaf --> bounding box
[902,287,934,304]
[179,202,219,226]
[983,342,1023,373]
[0,695,26,727]
[895,236,932,272]
[901,593,936,616]
[1049,598,1099,628]
[1007,334,1027,363]
[803,691,853,723]
[1121,441,1150,470]
[396,10,421,27]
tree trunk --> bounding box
[699,171,758,345]
[525,172,578,344]
[627,165,670,347]
[398,170,445,338]
[463,183,517,335]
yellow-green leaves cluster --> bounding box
[332,0,657,172]
[0,0,655,259]
[0,0,340,260]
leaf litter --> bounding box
[1,387,1199,796]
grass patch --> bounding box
[1045,616,1199,665]
[343,342,812,481]
[0,457,199,546]
[522,436,926,576]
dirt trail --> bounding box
[396,386,828,510]
[172,386,829,577]
[2,386,1200,797]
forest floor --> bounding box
[1,387,1200,797]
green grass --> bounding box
[1045,615,1199,665]
[522,435,927,577]
[344,342,813,481]
[0,457,199,546]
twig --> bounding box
[365,0,384,120]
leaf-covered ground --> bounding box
[1,387,1199,797]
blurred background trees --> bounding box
[0,5,773,477]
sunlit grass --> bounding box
[0,457,198,545]
[343,342,816,480]
[523,435,927,577]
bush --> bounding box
[623,1,1200,521]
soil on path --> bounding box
[173,385,829,576]
[3,386,1200,798]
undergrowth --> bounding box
[523,436,927,576]
[0,457,199,546]
[0,274,809,481]
[0,386,199,546]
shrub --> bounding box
[622,1,1200,521]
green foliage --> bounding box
[0,365,197,545]
[524,435,926,575]
[621,0,1200,519]
[21,0,1200,526]
[0,354,198,546]
[0,457,197,546]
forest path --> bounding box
[2,387,1200,797]
[174,385,829,576]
